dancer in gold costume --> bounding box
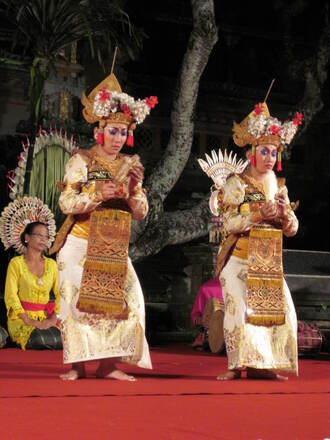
[50,72,158,380]
[215,102,303,380]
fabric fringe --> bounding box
[77,297,129,318]
[84,259,127,273]
[247,276,283,289]
[209,228,222,243]
[246,313,285,326]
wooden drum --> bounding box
[202,298,225,354]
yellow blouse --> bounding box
[4,255,60,349]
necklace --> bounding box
[23,255,45,286]
[91,150,124,175]
[37,278,44,286]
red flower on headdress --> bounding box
[120,103,131,117]
[254,103,263,116]
[271,125,281,136]
[98,88,110,102]
[292,112,304,126]
[146,96,158,108]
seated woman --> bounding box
[1,198,61,350]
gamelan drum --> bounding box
[202,298,225,354]
[202,297,224,329]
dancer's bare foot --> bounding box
[60,362,86,381]
[100,369,136,381]
[246,368,288,381]
[216,369,241,381]
[96,359,136,381]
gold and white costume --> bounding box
[56,151,152,368]
[219,171,298,374]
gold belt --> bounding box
[232,236,249,260]
[71,216,90,240]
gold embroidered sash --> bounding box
[77,208,131,318]
[246,227,285,326]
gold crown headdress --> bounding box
[0,197,56,254]
[81,49,158,147]
[232,80,303,170]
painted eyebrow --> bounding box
[259,146,277,153]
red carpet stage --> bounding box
[0,345,329,439]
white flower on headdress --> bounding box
[93,87,158,125]
[280,121,297,145]
[248,114,267,138]
[248,109,303,147]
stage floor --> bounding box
[0,345,329,439]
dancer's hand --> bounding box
[274,194,286,218]
[128,164,144,195]
[260,201,277,220]
[38,319,54,330]
[101,181,117,201]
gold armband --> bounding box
[239,203,250,217]
[58,181,83,193]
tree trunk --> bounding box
[130,0,218,259]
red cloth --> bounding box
[190,277,223,324]
[1,347,329,440]
[20,301,55,318]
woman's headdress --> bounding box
[232,81,303,170]
[198,149,248,195]
[81,50,158,147]
[0,197,56,254]
[198,149,248,243]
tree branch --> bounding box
[130,196,210,261]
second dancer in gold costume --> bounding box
[216,102,303,380]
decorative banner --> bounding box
[246,227,285,326]
[77,208,131,318]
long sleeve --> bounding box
[127,184,149,220]
[59,153,102,215]
[4,259,25,319]
[50,260,60,314]
[222,175,263,236]
[277,185,299,237]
